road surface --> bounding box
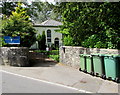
[1,71,83,93]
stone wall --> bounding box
[0,47,29,67]
[59,46,120,68]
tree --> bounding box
[63,35,74,46]
[41,31,46,50]
[2,2,37,47]
[33,1,62,24]
[0,1,42,21]
[80,2,120,49]
[0,1,62,23]
[36,34,42,50]
[36,31,46,50]
[0,2,17,17]
[25,1,42,22]
[56,2,120,49]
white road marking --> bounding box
[1,70,92,93]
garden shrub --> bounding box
[48,55,59,62]
[63,35,74,46]
[1,3,37,47]
[49,50,59,55]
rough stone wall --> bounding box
[60,46,120,68]
[0,47,29,67]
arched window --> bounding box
[47,30,51,42]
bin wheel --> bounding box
[79,68,82,71]
[101,74,106,80]
[95,73,99,77]
[115,78,120,83]
[90,71,94,76]
[108,77,112,80]
[84,69,87,73]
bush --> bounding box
[82,34,108,48]
[40,31,46,50]
[0,37,7,47]
[49,50,59,55]
[63,35,74,46]
[36,34,42,49]
[34,50,59,55]
[48,55,59,62]
[34,50,49,54]
[33,50,59,62]
[1,3,37,47]
[82,33,120,49]
[51,44,59,50]
[36,31,46,50]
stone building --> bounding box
[30,19,63,49]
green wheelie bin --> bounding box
[104,54,120,82]
[86,55,94,75]
[92,54,105,78]
[79,54,87,72]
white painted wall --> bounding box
[30,26,63,49]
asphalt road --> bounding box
[1,71,83,93]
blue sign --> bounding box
[4,36,20,44]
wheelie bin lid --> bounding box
[91,53,104,57]
[103,54,120,58]
[92,53,120,57]
[85,54,92,57]
[79,54,92,57]
[79,54,87,57]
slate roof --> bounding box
[34,19,62,27]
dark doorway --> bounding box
[54,38,59,48]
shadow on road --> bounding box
[29,52,58,67]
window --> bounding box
[47,30,51,42]
[47,39,51,42]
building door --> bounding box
[54,38,59,48]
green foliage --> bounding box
[49,50,59,55]
[50,43,59,50]
[0,37,7,47]
[1,1,62,23]
[51,44,56,50]
[63,35,74,46]
[36,34,41,41]
[35,2,62,23]
[82,34,107,48]
[82,35,99,48]
[48,55,59,62]
[0,2,42,21]
[34,49,59,62]
[0,2,17,17]
[34,50,49,53]
[56,2,120,49]
[36,31,46,50]
[48,49,59,62]
[36,34,42,49]
[41,31,46,50]
[2,3,37,47]
[26,1,42,21]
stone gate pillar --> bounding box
[0,47,29,67]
